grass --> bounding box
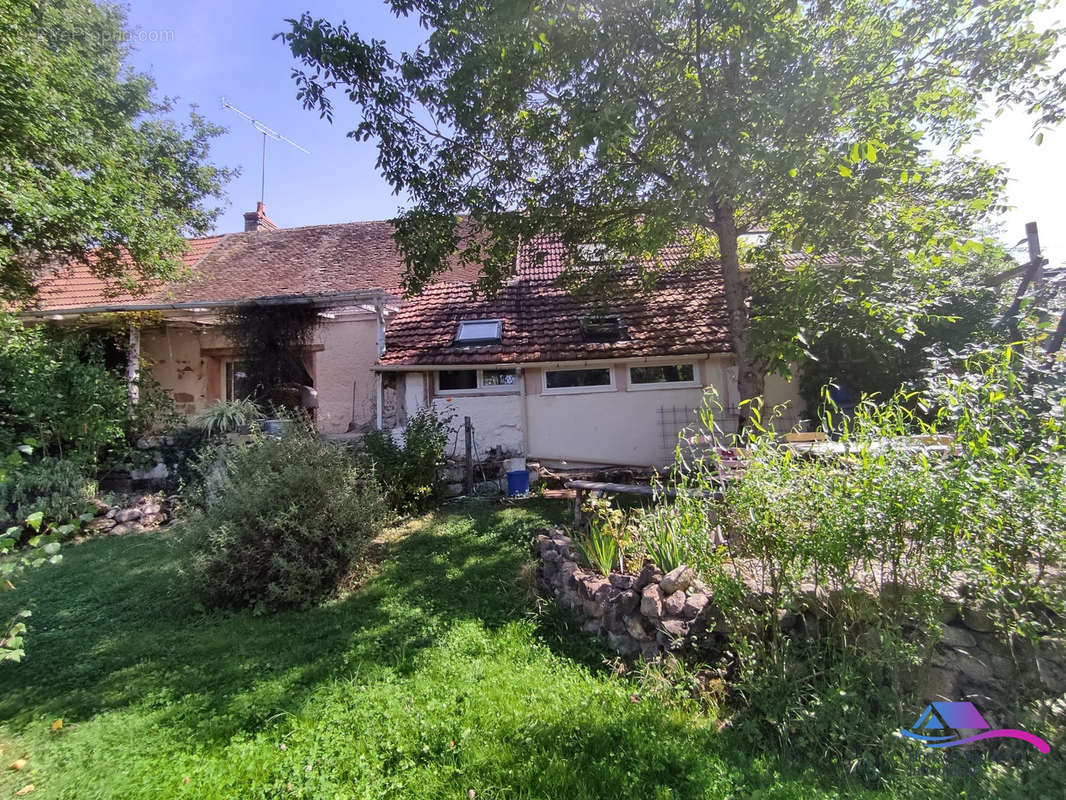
[0,500,1057,799]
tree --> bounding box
[0,0,232,300]
[280,0,1064,413]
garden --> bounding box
[1,309,1063,797]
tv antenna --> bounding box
[220,97,310,205]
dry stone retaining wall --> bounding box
[536,527,1066,707]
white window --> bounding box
[454,319,502,345]
[223,359,252,401]
[543,367,615,394]
[628,363,698,389]
[436,368,520,394]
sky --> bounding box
[123,0,1066,264]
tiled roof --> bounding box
[515,236,692,282]
[31,236,224,311]
[28,221,483,312]
[379,262,732,366]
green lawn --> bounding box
[0,501,1053,799]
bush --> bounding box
[360,408,451,513]
[627,340,1066,769]
[186,431,388,612]
[0,314,179,471]
[0,453,95,529]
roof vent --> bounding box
[580,315,624,342]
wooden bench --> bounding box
[564,480,720,529]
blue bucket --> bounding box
[507,469,530,497]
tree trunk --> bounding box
[713,207,765,430]
[126,324,141,408]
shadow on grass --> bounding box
[0,500,566,747]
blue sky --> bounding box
[124,0,1066,264]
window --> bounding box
[437,368,520,394]
[580,315,624,342]
[224,360,252,401]
[629,363,696,387]
[454,319,502,345]
[438,370,478,391]
[481,369,518,387]
[544,367,614,392]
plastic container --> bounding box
[507,469,530,496]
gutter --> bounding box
[17,289,389,320]
[374,353,731,372]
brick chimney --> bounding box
[243,201,278,232]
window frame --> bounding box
[542,366,616,395]
[453,318,503,345]
[626,361,700,391]
[435,367,521,396]
[222,358,253,402]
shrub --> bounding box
[0,447,95,529]
[360,408,450,513]
[0,314,180,471]
[186,431,388,612]
[628,340,1066,769]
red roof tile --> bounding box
[28,221,483,312]
[31,236,224,311]
[379,262,732,366]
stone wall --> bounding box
[536,528,1066,706]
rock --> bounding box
[1037,638,1066,693]
[608,573,636,590]
[592,583,615,604]
[541,559,559,580]
[537,537,555,556]
[85,517,116,533]
[615,590,640,616]
[960,606,996,633]
[931,647,993,684]
[625,615,655,642]
[919,666,958,702]
[660,565,693,595]
[109,522,143,536]
[607,632,640,656]
[87,498,109,516]
[113,508,142,523]
[659,618,688,638]
[105,507,117,519]
[581,619,604,636]
[635,563,663,590]
[940,626,977,649]
[640,584,665,618]
[663,591,686,616]
[582,599,605,619]
[681,593,710,621]
[581,576,609,600]
[542,549,561,563]
[139,513,165,528]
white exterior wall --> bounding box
[431,393,524,457]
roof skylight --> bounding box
[454,319,502,345]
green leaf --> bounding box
[838,165,852,177]
[25,512,44,532]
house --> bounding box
[376,237,804,468]
[22,205,478,435]
[23,211,804,466]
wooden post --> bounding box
[1027,222,1043,291]
[125,324,141,407]
[463,416,473,494]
